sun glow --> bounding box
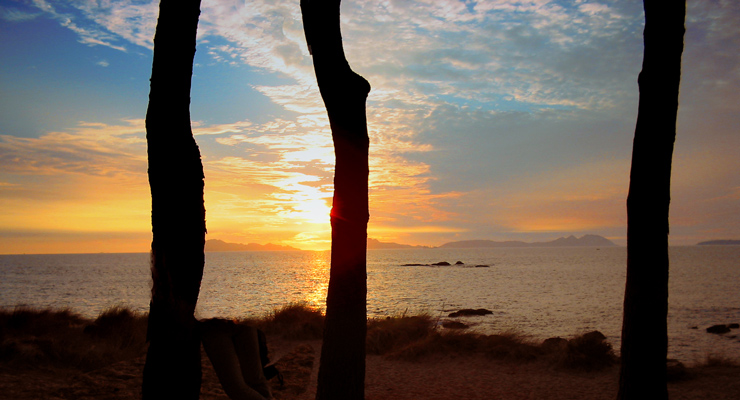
[294,198,332,224]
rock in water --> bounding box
[706,324,731,334]
[442,321,469,329]
[448,308,493,317]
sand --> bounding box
[1,338,738,400]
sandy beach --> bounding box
[1,337,739,400]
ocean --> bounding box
[1,246,738,363]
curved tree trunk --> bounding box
[301,1,370,399]
[618,1,685,399]
[142,1,206,399]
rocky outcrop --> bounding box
[448,308,493,317]
[400,261,492,267]
[441,321,469,329]
[706,323,739,334]
[707,324,732,334]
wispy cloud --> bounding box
[0,5,40,22]
[28,0,158,52]
[0,119,147,178]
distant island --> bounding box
[696,240,740,246]
[438,234,616,249]
[205,239,301,252]
[367,238,431,249]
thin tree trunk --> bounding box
[301,1,370,399]
[142,1,206,399]
[618,1,685,399]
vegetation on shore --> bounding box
[0,306,148,372]
[1,304,736,376]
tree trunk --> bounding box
[142,1,206,399]
[301,1,370,399]
[618,1,685,399]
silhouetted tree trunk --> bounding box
[142,1,205,399]
[301,1,370,399]
[618,1,685,399]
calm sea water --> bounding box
[1,246,738,363]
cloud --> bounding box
[0,119,147,178]
[27,0,158,52]
[0,6,40,22]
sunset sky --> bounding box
[1,0,738,254]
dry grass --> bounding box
[366,312,614,370]
[244,302,325,340]
[700,353,740,368]
[0,304,617,374]
[0,305,148,372]
[367,314,436,355]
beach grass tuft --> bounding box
[0,305,148,372]
[366,314,436,355]
[246,302,325,340]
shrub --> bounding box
[558,331,616,371]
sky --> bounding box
[0,0,738,254]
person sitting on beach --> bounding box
[200,318,274,400]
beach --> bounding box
[1,306,738,399]
[1,338,739,400]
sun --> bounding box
[296,199,332,224]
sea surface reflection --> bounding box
[1,246,739,363]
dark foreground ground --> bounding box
[1,305,738,399]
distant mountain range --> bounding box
[368,234,616,249]
[205,239,300,252]
[696,240,740,246]
[437,234,616,248]
[367,238,431,249]
[202,236,739,251]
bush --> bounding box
[557,331,616,371]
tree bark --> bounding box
[142,1,206,399]
[301,1,370,399]
[618,1,685,399]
